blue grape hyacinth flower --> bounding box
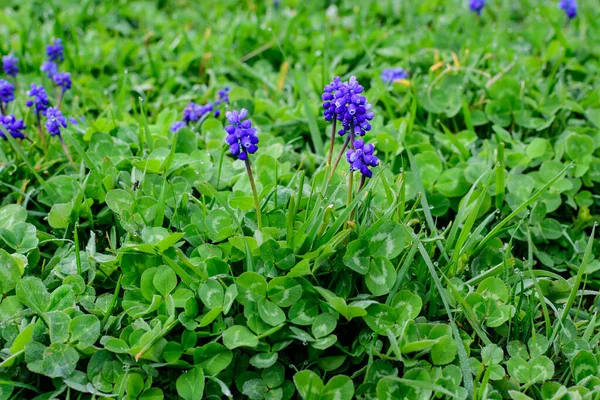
[47,39,65,63]
[469,0,486,15]
[171,121,186,133]
[45,107,68,137]
[53,72,72,92]
[336,76,374,137]
[2,55,18,77]
[0,114,26,140]
[213,87,230,117]
[559,0,577,19]
[41,61,58,78]
[322,76,343,122]
[183,102,213,124]
[381,67,408,85]
[26,84,51,116]
[0,80,15,105]
[225,108,258,161]
[346,138,379,178]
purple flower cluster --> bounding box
[53,72,72,92]
[183,102,213,124]
[0,114,26,140]
[559,0,577,19]
[44,107,68,137]
[0,80,15,105]
[346,138,379,178]
[2,55,18,77]
[170,121,186,133]
[171,87,230,132]
[381,67,408,85]
[469,0,486,15]
[47,39,65,63]
[213,87,230,117]
[41,61,58,78]
[225,109,258,161]
[26,84,51,116]
[322,76,374,137]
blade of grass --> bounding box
[406,149,449,262]
[550,223,596,343]
[410,231,474,394]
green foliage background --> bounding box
[0,0,599,399]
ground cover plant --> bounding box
[1,0,600,398]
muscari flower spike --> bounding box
[47,39,65,63]
[2,55,18,77]
[0,80,15,105]
[469,0,486,15]
[337,76,374,137]
[183,102,213,124]
[322,76,374,137]
[26,84,51,116]
[346,138,379,178]
[170,121,186,133]
[41,61,58,78]
[381,67,408,85]
[53,72,72,92]
[0,114,26,140]
[322,76,343,122]
[44,107,68,137]
[225,108,258,161]
[213,87,230,117]
[559,0,577,19]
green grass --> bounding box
[1,0,600,399]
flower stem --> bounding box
[326,119,337,167]
[244,156,263,230]
[36,113,47,152]
[59,135,78,170]
[358,174,366,192]
[328,134,351,183]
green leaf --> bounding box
[565,133,594,159]
[367,221,406,259]
[236,272,267,304]
[69,314,101,349]
[342,239,370,274]
[46,311,71,344]
[222,325,259,349]
[249,352,279,369]
[390,290,422,322]
[0,204,27,228]
[193,343,233,375]
[571,350,598,384]
[258,298,286,326]
[176,366,205,400]
[366,257,396,296]
[431,336,458,365]
[267,277,302,307]
[153,265,177,296]
[198,280,224,309]
[205,209,234,242]
[16,277,50,315]
[435,168,470,198]
[41,343,79,378]
[321,375,354,400]
[0,249,23,294]
[293,370,324,399]
[311,313,337,339]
